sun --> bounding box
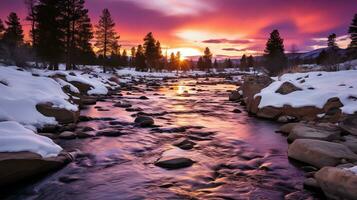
[167,48,202,60]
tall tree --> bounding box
[264,29,287,75]
[197,56,204,71]
[143,32,157,71]
[24,0,38,46]
[35,0,64,70]
[247,55,254,70]
[348,14,357,49]
[169,52,178,71]
[240,54,247,70]
[121,49,128,66]
[95,8,119,72]
[135,45,146,71]
[130,46,136,67]
[213,59,218,68]
[2,12,24,64]
[202,47,212,71]
[327,33,338,48]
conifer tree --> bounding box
[0,19,4,38]
[247,55,254,70]
[135,45,146,71]
[203,47,212,71]
[2,12,24,64]
[327,33,338,48]
[348,14,357,49]
[197,56,205,71]
[74,12,95,66]
[121,49,128,66]
[130,46,136,67]
[240,54,247,70]
[213,59,218,69]
[264,29,287,75]
[25,0,38,47]
[143,32,157,71]
[95,9,119,72]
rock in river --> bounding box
[315,166,357,200]
[288,139,357,168]
[287,124,341,143]
[59,131,77,139]
[134,116,154,127]
[172,138,196,150]
[155,157,194,170]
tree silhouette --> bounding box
[240,54,247,71]
[348,14,357,49]
[203,47,212,71]
[327,33,338,48]
[2,12,24,64]
[264,29,287,75]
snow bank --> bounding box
[0,121,62,158]
[256,70,357,114]
[347,166,357,174]
[0,66,77,127]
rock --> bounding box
[69,81,92,95]
[339,135,357,154]
[277,115,296,123]
[125,107,143,112]
[80,126,95,132]
[256,106,281,119]
[36,103,79,124]
[96,130,123,137]
[233,108,242,113]
[76,131,95,138]
[303,178,320,191]
[81,97,97,105]
[287,124,341,143]
[59,175,80,183]
[284,191,313,200]
[79,115,93,122]
[340,114,357,136]
[38,132,58,139]
[288,139,357,168]
[155,157,194,170]
[275,82,302,95]
[0,151,72,187]
[134,116,154,127]
[228,90,241,101]
[139,96,149,100]
[315,167,357,200]
[113,102,132,108]
[59,131,77,139]
[39,124,60,133]
[172,138,196,150]
[278,123,299,134]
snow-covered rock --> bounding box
[0,121,62,158]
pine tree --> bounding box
[35,0,64,70]
[327,33,338,48]
[135,45,146,71]
[197,56,204,71]
[121,49,128,66]
[203,47,212,71]
[2,12,24,64]
[169,52,177,71]
[95,9,119,72]
[143,32,157,71]
[348,14,357,49]
[130,46,136,67]
[0,19,5,40]
[247,55,254,70]
[25,0,38,47]
[240,54,247,70]
[74,12,95,66]
[213,59,218,68]
[264,29,287,75]
[176,51,181,72]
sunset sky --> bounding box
[0,0,356,59]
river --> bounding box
[6,77,315,200]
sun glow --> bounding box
[167,48,202,60]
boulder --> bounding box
[339,135,357,154]
[287,124,341,143]
[96,130,123,137]
[275,82,302,95]
[172,138,196,150]
[340,114,357,136]
[59,131,77,139]
[278,123,299,134]
[315,167,357,200]
[36,103,79,124]
[0,151,72,187]
[113,102,132,108]
[155,157,194,170]
[69,81,92,95]
[288,139,357,168]
[256,106,281,119]
[228,90,241,101]
[134,116,154,127]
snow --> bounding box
[0,66,77,127]
[256,70,357,114]
[347,166,357,175]
[0,121,62,158]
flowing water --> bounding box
[6,77,314,200]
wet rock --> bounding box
[278,123,299,134]
[38,132,58,139]
[69,81,92,95]
[59,131,77,139]
[288,139,357,168]
[339,135,357,154]
[284,191,313,200]
[59,123,77,132]
[340,114,357,136]
[275,82,302,95]
[155,157,194,170]
[233,108,242,113]
[113,102,132,108]
[80,126,95,132]
[303,178,320,191]
[125,107,143,112]
[277,115,296,123]
[39,124,60,133]
[134,116,154,127]
[256,106,281,119]
[228,90,241,101]
[0,151,72,187]
[96,130,123,137]
[139,96,149,100]
[301,166,318,172]
[79,115,93,122]
[81,97,97,105]
[287,124,341,143]
[36,103,79,124]
[76,131,95,138]
[315,166,357,200]
[172,138,196,150]
[59,175,81,183]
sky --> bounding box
[0,0,356,59]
